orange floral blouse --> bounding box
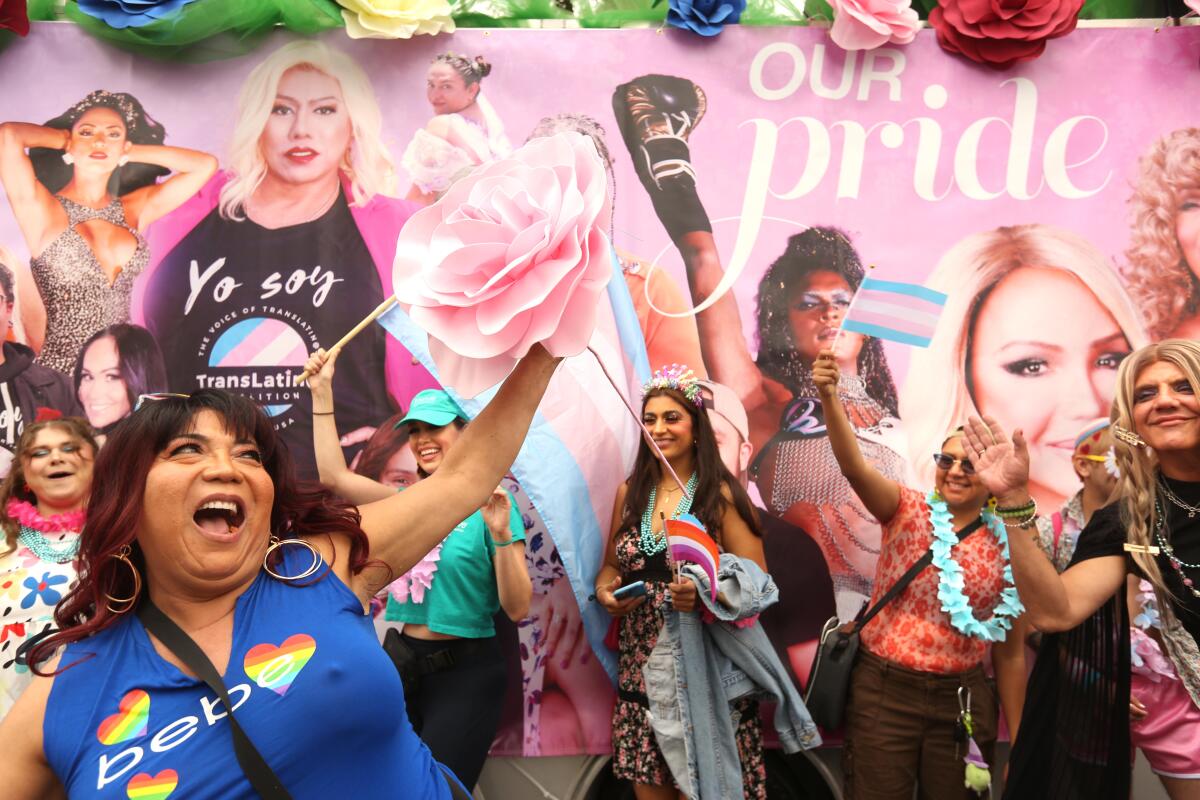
[859,487,1007,674]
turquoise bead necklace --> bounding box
[639,472,699,556]
[18,525,80,564]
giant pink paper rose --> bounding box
[930,0,1083,69]
[830,0,919,50]
[393,132,612,397]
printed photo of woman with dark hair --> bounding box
[134,40,436,480]
[72,323,167,441]
[611,74,912,646]
[1125,127,1200,340]
[0,91,217,373]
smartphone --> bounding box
[612,580,647,601]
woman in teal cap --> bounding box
[304,348,531,791]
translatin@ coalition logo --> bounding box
[195,317,312,418]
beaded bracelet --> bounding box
[1000,512,1038,529]
[995,498,1037,518]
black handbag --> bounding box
[803,517,984,731]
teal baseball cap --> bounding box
[397,389,467,428]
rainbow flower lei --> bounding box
[927,492,1023,642]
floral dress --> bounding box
[1,534,79,718]
[610,526,766,798]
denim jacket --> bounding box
[643,554,821,799]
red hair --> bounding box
[30,390,372,673]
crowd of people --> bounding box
[0,34,1199,800]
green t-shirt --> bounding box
[384,493,525,637]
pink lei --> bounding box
[388,543,443,604]
[7,498,85,533]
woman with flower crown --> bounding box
[812,350,1028,800]
[0,91,217,373]
[0,415,96,718]
[593,364,769,800]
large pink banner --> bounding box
[1,22,1197,756]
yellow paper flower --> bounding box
[338,0,456,39]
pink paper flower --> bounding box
[830,0,919,50]
[393,132,613,397]
[388,542,443,604]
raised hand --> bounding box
[481,486,514,543]
[812,349,840,403]
[962,415,1031,504]
[302,347,339,402]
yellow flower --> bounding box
[338,0,456,39]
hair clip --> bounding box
[642,364,703,408]
[1124,543,1161,556]
[1112,424,1146,448]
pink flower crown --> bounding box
[642,364,703,407]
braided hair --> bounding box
[432,52,493,86]
[755,227,899,416]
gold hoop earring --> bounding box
[263,536,323,582]
[104,545,142,614]
[1112,424,1146,449]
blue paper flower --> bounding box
[76,0,198,29]
[666,0,746,37]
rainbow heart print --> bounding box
[126,769,178,800]
[243,633,316,696]
[96,689,150,745]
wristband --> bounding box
[491,538,515,547]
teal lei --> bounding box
[926,492,1024,642]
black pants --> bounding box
[402,633,507,791]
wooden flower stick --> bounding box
[293,296,397,385]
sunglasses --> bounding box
[134,392,191,412]
[932,453,976,475]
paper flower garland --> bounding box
[829,0,919,50]
[76,0,197,28]
[666,0,746,36]
[929,0,1084,69]
[337,0,454,38]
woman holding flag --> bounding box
[303,347,530,792]
[593,364,767,800]
[813,350,1028,800]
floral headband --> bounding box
[642,364,703,408]
[67,91,139,136]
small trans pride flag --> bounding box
[841,277,948,348]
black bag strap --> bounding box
[854,516,985,632]
[137,599,292,800]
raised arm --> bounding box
[484,488,532,621]
[963,415,1127,631]
[812,350,900,523]
[677,231,765,406]
[303,348,397,505]
[0,122,65,252]
[352,344,560,597]
[121,144,218,231]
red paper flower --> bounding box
[0,0,30,36]
[929,0,1083,69]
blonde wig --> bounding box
[218,40,396,220]
[1111,339,1200,599]
[1124,128,1200,338]
[902,224,1150,490]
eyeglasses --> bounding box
[932,453,976,475]
[134,392,191,412]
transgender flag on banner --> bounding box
[842,277,948,348]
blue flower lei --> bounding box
[927,491,1024,642]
